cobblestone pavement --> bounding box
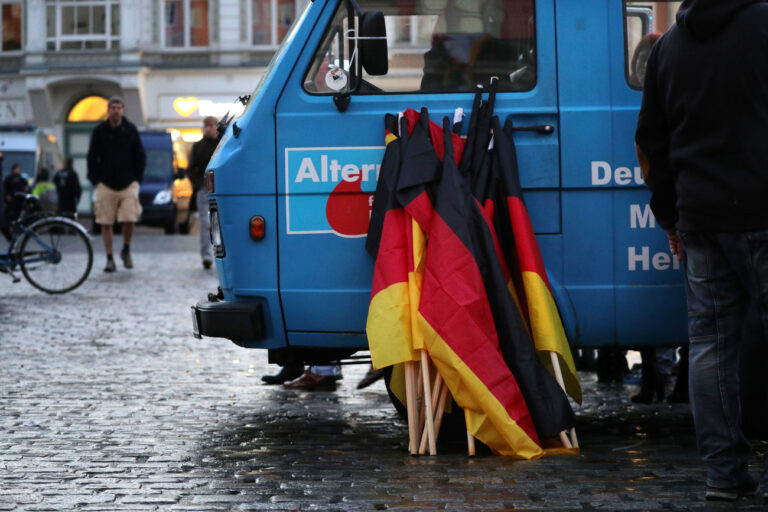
[1,228,766,511]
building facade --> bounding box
[0,0,298,206]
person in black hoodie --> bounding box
[635,0,768,502]
[87,96,146,272]
[53,158,82,218]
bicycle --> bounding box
[1,193,93,294]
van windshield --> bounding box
[144,149,174,179]
[1,151,36,180]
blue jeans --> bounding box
[196,187,212,261]
[682,230,768,488]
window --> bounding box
[46,0,120,51]
[164,0,210,47]
[67,96,108,122]
[1,2,22,51]
[624,1,682,89]
[304,0,536,94]
[247,0,299,47]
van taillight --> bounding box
[250,216,265,241]
[206,170,215,193]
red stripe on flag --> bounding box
[370,208,409,298]
[405,190,434,233]
[507,196,551,290]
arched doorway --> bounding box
[65,96,108,213]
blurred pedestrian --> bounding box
[2,163,29,240]
[53,158,82,218]
[87,96,146,272]
[635,0,768,501]
[187,116,218,270]
[31,168,57,213]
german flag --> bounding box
[491,116,581,403]
[399,110,574,457]
[366,114,420,369]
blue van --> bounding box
[192,1,686,364]
[138,131,191,234]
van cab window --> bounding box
[304,0,536,94]
[624,1,681,89]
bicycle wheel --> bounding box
[19,219,93,294]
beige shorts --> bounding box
[94,181,142,225]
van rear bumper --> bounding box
[191,299,266,341]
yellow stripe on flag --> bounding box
[409,218,427,351]
[521,271,582,404]
[366,282,418,369]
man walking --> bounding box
[87,96,146,272]
[635,0,768,502]
[187,116,218,269]
[53,158,82,217]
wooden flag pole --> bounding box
[419,373,444,454]
[549,351,579,449]
[405,361,419,454]
[420,350,437,455]
[431,382,449,438]
[465,409,476,456]
[414,362,425,445]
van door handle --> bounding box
[508,124,555,134]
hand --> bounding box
[667,229,682,261]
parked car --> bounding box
[139,131,192,234]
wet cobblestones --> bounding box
[1,229,766,511]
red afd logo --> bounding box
[325,178,375,237]
[285,147,384,237]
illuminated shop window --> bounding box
[0,2,21,52]
[68,96,109,122]
[46,0,120,51]
[170,128,204,169]
[164,0,211,47]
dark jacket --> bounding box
[3,173,29,223]
[3,173,29,203]
[87,118,146,191]
[635,0,768,232]
[53,166,82,213]
[188,136,218,191]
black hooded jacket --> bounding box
[87,118,146,191]
[635,0,768,232]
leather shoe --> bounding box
[283,370,338,390]
[356,366,384,389]
[261,364,304,385]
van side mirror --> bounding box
[359,11,388,76]
[333,3,388,112]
